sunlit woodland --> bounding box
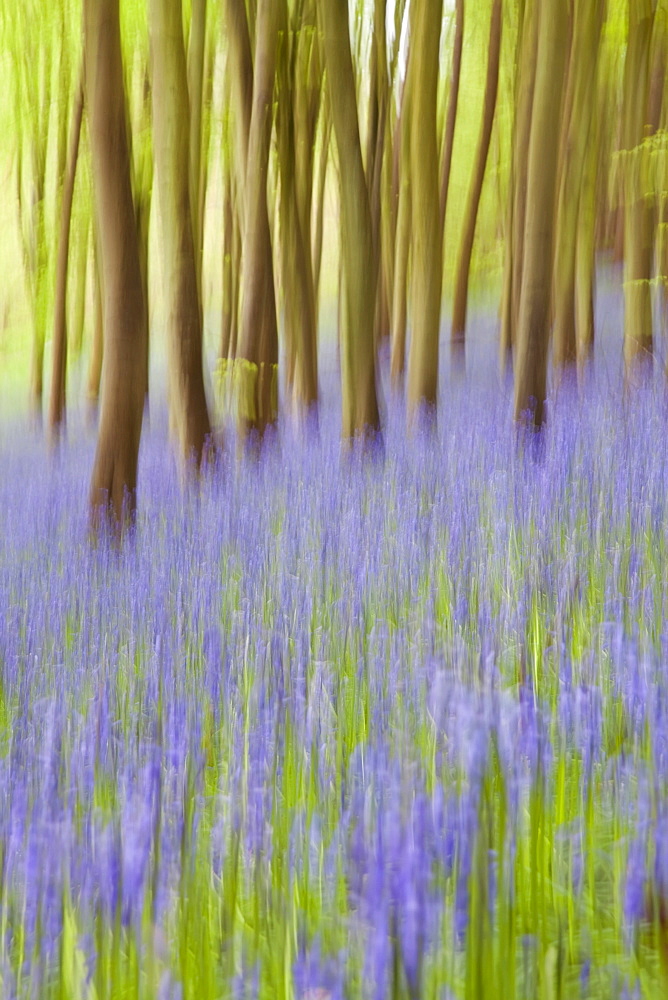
[1,0,668,997]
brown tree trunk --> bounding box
[236,0,280,439]
[552,0,603,376]
[390,58,412,386]
[319,0,380,439]
[513,0,569,428]
[188,0,207,286]
[450,0,502,364]
[440,0,464,238]
[407,0,443,414]
[312,109,331,312]
[49,71,84,443]
[86,0,148,528]
[500,0,537,371]
[151,0,212,465]
[277,0,321,418]
[622,1,654,378]
[87,242,104,420]
[70,215,91,360]
[225,0,254,212]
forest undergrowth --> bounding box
[1,365,668,999]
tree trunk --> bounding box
[87,240,104,421]
[319,0,380,439]
[188,0,207,286]
[390,58,412,386]
[86,0,148,528]
[236,0,280,440]
[440,0,464,238]
[450,0,502,364]
[552,0,602,375]
[49,71,84,443]
[151,0,212,465]
[407,0,443,414]
[500,0,537,371]
[513,0,569,428]
[277,0,321,418]
[622,1,654,378]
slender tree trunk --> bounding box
[450,0,502,365]
[277,0,321,418]
[225,0,254,216]
[221,164,235,360]
[407,0,443,414]
[575,124,598,370]
[513,0,569,428]
[87,240,104,420]
[70,214,91,359]
[440,0,464,238]
[151,0,212,465]
[188,0,207,286]
[86,0,148,528]
[390,60,412,386]
[622,1,654,378]
[49,71,84,443]
[500,0,537,370]
[236,0,280,439]
[552,0,602,375]
[319,0,380,439]
[312,109,331,311]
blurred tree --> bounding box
[319,0,380,439]
[450,0,501,371]
[276,0,323,420]
[406,0,444,416]
[621,0,655,379]
[48,70,85,443]
[86,0,148,527]
[440,0,464,242]
[150,0,212,466]
[552,0,604,377]
[513,0,569,428]
[233,0,280,441]
[390,33,412,386]
[500,0,536,372]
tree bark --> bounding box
[552,0,603,375]
[235,0,280,439]
[440,0,464,238]
[450,0,501,363]
[513,0,569,428]
[500,0,537,371]
[622,1,654,378]
[277,0,321,418]
[188,0,207,285]
[86,0,148,528]
[407,0,444,414]
[86,240,104,420]
[49,70,84,443]
[151,0,212,465]
[319,0,380,439]
[390,55,412,386]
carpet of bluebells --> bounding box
[3,338,668,998]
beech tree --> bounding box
[552,0,603,376]
[621,0,655,378]
[48,71,85,442]
[86,0,148,526]
[450,0,501,369]
[406,0,443,416]
[513,0,569,427]
[150,0,211,465]
[318,0,380,439]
